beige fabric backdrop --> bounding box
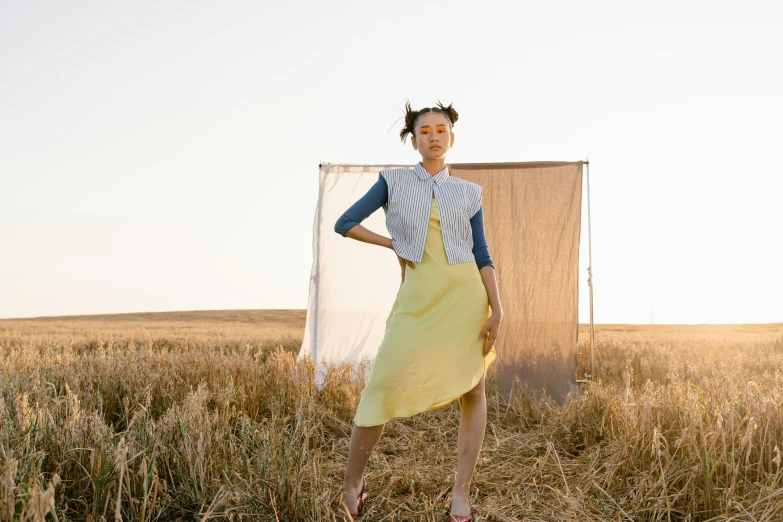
[299,161,584,405]
[451,162,584,404]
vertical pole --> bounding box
[586,160,596,380]
[312,163,327,356]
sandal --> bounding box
[447,498,472,522]
[341,476,369,519]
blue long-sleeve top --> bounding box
[334,177,494,270]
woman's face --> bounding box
[411,111,454,161]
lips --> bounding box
[429,145,441,149]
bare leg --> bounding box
[451,373,486,517]
[342,423,385,513]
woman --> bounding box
[334,100,503,521]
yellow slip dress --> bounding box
[353,195,496,427]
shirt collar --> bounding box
[414,162,450,186]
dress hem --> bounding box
[352,348,497,428]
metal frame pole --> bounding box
[586,159,596,380]
[312,162,327,354]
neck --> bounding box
[420,158,446,176]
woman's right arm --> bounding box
[334,176,415,278]
[334,177,394,250]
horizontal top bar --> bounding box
[451,160,588,170]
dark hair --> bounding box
[399,99,459,144]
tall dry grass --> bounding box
[0,313,781,521]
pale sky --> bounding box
[2,1,782,324]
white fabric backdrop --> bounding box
[299,164,410,382]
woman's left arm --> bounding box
[478,266,503,355]
[479,266,502,314]
[470,205,503,354]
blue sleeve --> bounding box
[470,205,494,270]
[334,176,388,236]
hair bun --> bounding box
[436,100,459,125]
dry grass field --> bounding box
[1,310,781,521]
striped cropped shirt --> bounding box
[334,163,494,270]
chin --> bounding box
[422,150,447,160]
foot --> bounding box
[341,477,365,516]
[449,491,472,519]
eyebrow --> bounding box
[418,124,448,129]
